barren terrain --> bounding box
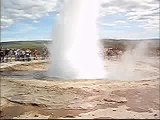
[1,55,160,119]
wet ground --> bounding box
[1,56,160,81]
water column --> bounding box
[48,0,106,79]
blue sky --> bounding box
[2,12,57,41]
[1,0,159,42]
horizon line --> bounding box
[1,38,159,42]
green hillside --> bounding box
[1,40,50,49]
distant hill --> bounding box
[1,39,159,50]
[0,40,51,49]
[101,39,160,50]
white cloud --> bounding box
[1,0,159,33]
[114,20,126,24]
[1,17,14,28]
[100,23,116,26]
[100,0,159,31]
[1,0,60,28]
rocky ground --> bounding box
[0,60,160,119]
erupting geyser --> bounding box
[48,0,106,79]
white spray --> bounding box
[106,41,157,80]
[48,0,106,79]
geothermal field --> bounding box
[1,0,160,119]
[0,40,160,119]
